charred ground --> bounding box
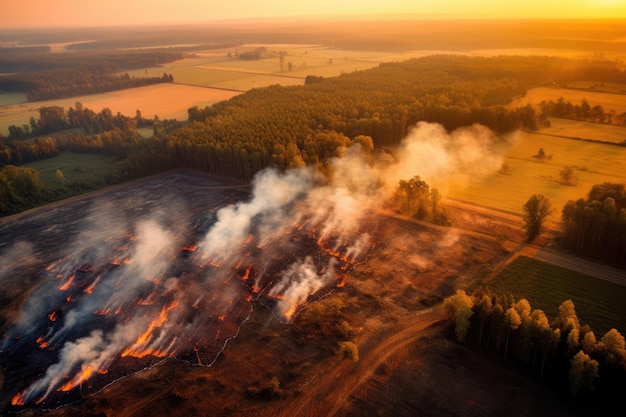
[0,170,595,417]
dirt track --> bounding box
[443,198,626,286]
[278,307,445,417]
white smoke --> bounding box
[21,321,146,403]
[389,122,505,191]
[269,256,337,319]
[5,121,511,407]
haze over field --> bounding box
[2,0,626,28]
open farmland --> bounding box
[509,86,626,115]
[0,84,239,136]
[540,117,626,144]
[482,256,626,336]
[123,44,424,91]
[447,129,626,215]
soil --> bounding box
[0,172,615,417]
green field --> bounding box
[23,152,123,192]
[448,129,626,216]
[482,256,626,336]
[0,92,27,106]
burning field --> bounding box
[0,122,510,413]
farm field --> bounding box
[482,256,626,336]
[509,86,626,115]
[0,83,240,136]
[124,44,426,91]
[540,117,626,144]
[447,128,626,215]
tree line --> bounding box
[3,55,626,215]
[445,288,626,411]
[0,69,173,102]
[0,103,147,165]
[540,97,626,128]
[561,183,626,267]
[0,49,180,101]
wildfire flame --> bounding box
[58,274,75,291]
[11,393,26,406]
[58,366,93,392]
[36,336,48,349]
[121,299,179,358]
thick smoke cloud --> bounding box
[2,121,509,407]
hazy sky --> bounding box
[2,0,626,28]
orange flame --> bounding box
[11,392,26,406]
[121,300,179,358]
[84,281,97,294]
[48,311,58,322]
[58,366,93,392]
[36,336,49,349]
[181,243,197,252]
[336,275,347,288]
[241,266,251,280]
[58,274,75,291]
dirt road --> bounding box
[443,198,626,286]
[277,306,445,417]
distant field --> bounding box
[0,92,27,106]
[541,118,626,144]
[0,84,239,135]
[510,86,626,114]
[447,128,626,216]
[123,44,419,91]
[483,256,626,336]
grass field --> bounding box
[0,84,240,136]
[482,256,626,336]
[23,152,122,192]
[510,86,626,115]
[123,44,419,91]
[541,118,626,144]
[447,129,626,216]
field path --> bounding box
[277,306,445,417]
[380,200,626,287]
[443,199,626,286]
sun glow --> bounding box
[1,0,625,29]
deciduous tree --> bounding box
[522,194,553,242]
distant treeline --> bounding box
[0,50,180,101]
[1,70,173,101]
[540,97,626,127]
[561,183,626,268]
[66,41,240,52]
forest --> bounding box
[0,50,179,101]
[445,287,626,411]
[2,55,626,269]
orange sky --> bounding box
[2,0,626,28]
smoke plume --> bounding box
[1,121,508,408]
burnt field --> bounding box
[0,169,589,417]
[0,168,374,413]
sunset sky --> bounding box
[2,0,626,28]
